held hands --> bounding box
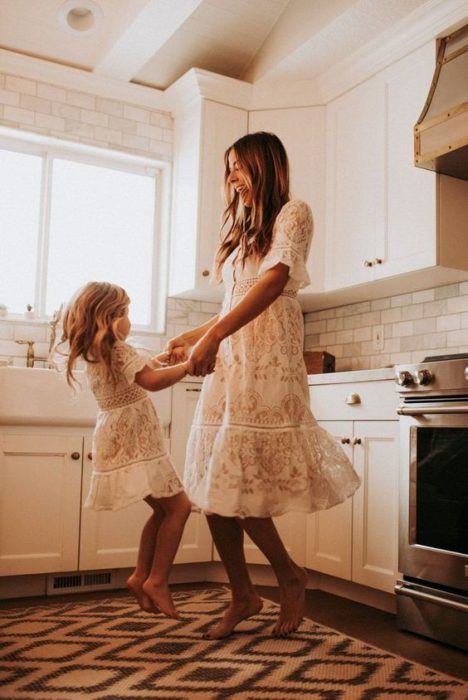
[165,332,219,377]
[185,332,220,377]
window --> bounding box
[0,128,170,331]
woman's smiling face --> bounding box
[227,149,252,207]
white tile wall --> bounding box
[304,282,468,371]
[0,71,173,160]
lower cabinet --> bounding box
[0,430,82,575]
[307,380,400,594]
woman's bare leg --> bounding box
[242,517,307,635]
[127,500,165,612]
[204,514,263,639]
[142,491,192,619]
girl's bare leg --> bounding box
[127,500,165,612]
[142,492,192,619]
[204,514,263,639]
[242,517,307,636]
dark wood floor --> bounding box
[2,582,467,683]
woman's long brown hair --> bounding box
[214,131,290,280]
[58,281,129,386]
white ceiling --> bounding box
[0,0,434,91]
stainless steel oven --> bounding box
[395,354,468,651]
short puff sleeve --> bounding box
[258,200,313,288]
[113,341,148,385]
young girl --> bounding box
[59,281,194,620]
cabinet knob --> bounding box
[351,437,362,445]
[71,451,81,460]
[201,270,210,277]
[87,452,93,461]
[364,260,373,267]
[373,258,383,265]
[340,437,351,444]
[345,393,361,405]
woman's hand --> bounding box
[165,336,191,365]
[187,331,220,376]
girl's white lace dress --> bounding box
[84,341,183,511]
[184,200,360,518]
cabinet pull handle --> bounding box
[186,387,201,392]
[364,259,373,267]
[71,451,81,460]
[351,437,362,445]
[340,437,351,444]
[345,393,361,405]
[87,452,93,461]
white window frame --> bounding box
[0,126,171,333]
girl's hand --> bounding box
[152,351,170,366]
[165,336,190,365]
[187,332,220,376]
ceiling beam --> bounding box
[94,0,205,81]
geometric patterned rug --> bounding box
[0,587,466,699]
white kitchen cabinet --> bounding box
[325,42,468,295]
[307,378,399,594]
[325,75,386,289]
[170,382,212,563]
[0,429,82,575]
[169,98,248,299]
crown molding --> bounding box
[250,78,323,110]
[318,0,468,103]
[165,68,252,114]
[0,48,168,111]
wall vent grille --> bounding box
[47,571,115,595]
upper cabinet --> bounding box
[168,87,247,300]
[324,42,468,296]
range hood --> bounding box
[415,23,468,180]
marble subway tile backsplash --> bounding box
[304,282,468,371]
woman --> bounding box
[167,132,360,638]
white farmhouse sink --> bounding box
[0,366,173,428]
[0,366,97,426]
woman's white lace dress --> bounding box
[84,341,183,511]
[184,200,360,518]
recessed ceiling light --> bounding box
[58,0,103,36]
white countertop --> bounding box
[308,367,396,385]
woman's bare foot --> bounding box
[203,595,263,639]
[127,573,159,613]
[272,565,307,636]
[142,579,179,619]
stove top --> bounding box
[423,352,468,362]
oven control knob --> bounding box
[397,370,415,387]
[416,369,434,386]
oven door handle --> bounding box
[397,405,468,415]
[395,582,468,613]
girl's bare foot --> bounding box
[142,579,179,619]
[272,565,307,636]
[203,595,263,639]
[127,573,159,613]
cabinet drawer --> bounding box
[309,380,398,421]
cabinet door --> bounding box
[306,421,353,579]
[171,382,212,563]
[0,432,82,575]
[79,437,153,570]
[351,420,399,593]
[325,76,386,289]
[381,42,436,278]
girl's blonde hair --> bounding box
[59,281,129,386]
[215,131,290,280]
